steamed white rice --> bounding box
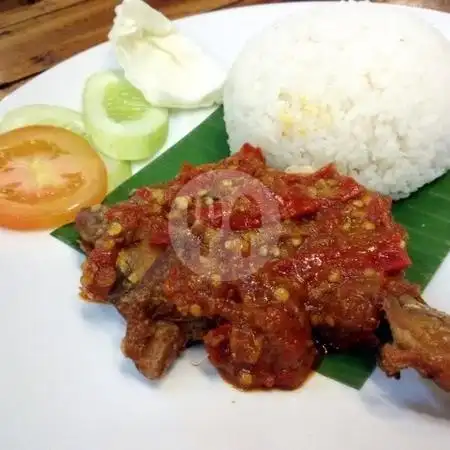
[223,2,450,199]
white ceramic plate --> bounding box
[0,3,449,450]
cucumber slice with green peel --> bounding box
[83,71,169,161]
[0,105,86,136]
[0,104,131,192]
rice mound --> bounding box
[223,2,450,199]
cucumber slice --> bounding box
[101,153,132,192]
[83,71,169,161]
[0,104,131,192]
[0,105,86,136]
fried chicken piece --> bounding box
[113,249,179,320]
[305,269,384,349]
[116,240,163,286]
[116,250,215,379]
[380,294,450,392]
[76,188,172,300]
[122,320,184,380]
[75,205,109,252]
[76,205,216,380]
[76,204,165,301]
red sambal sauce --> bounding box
[164,251,318,390]
[162,146,409,390]
[79,144,411,390]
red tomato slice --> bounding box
[0,125,107,230]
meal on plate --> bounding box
[1,0,450,393]
[76,144,450,391]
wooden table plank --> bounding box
[150,0,280,18]
[0,0,116,85]
[377,0,450,11]
[0,0,84,30]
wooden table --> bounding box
[1,0,449,100]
